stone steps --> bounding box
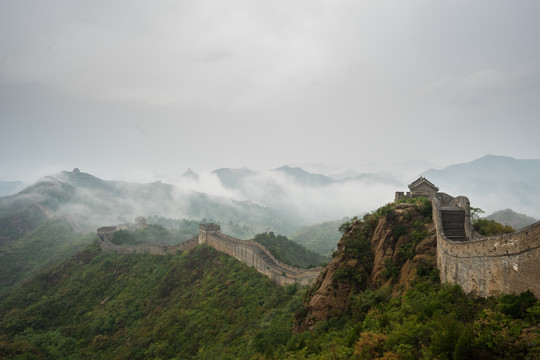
[441,207,467,241]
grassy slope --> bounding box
[0,219,92,296]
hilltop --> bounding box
[486,209,538,230]
[0,169,297,236]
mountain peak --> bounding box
[181,168,199,181]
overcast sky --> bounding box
[1,0,539,182]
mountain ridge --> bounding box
[422,155,540,218]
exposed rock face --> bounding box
[296,200,437,331]
[299,256,354,330]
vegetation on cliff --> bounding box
[293,198,539,359]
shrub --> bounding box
[473,219,514,236]
[393,224,407,237]
[398,242,414,262]
[497,290,537,319]
[382,259,400,281]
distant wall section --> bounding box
[97,224,198,255]
[97,222,322,286]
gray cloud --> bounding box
[0,0,539,181]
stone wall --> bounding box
[98,222,322,286]
[433,198,540,298]
[202,229,322,286]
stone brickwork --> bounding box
[433,196,540,298]
[199,224,322,286]
[395,177,439,202]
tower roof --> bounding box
[408,177,438,192]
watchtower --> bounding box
[408,177,439,199]
[395,176,439,201]
[199,223,221,245]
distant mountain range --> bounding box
[1,155,539,295]
[0,169,300,293]
[2,155,539,230]
[210,165,402,223]
[485,209,538,230]
[422,155,540,218]
[0,170,299,241]
[213,165,402,189]
[210,156,540,222]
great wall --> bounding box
[97,222,322,286]
[397,177,540,298]
[97,176,539,296]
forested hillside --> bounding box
[0,219,92,295]
[0,198,538,359]
[0,242,301,359]
[290,219,345,257]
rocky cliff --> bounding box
[296,199,438,331]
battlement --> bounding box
[197,224,322,286]
[395,176,439,202]
[398,177,540,298]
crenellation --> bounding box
[98,221,322,286]
[200,227,322,285]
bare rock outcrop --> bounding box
[296,200,438,331]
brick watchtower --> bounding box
[198,223,221,245]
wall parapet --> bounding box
[201,228,322,286]
[432,197,540,298]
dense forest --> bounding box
[0,199,538,359]
[253,232,327,268]
[0,219,91,295]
